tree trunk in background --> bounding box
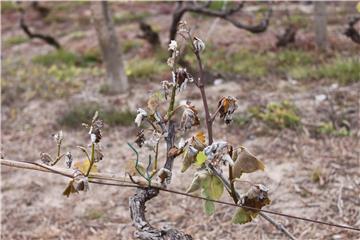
[314,1,327,50]
[91,1,128,93]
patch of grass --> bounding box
[233,113,251,127]
[4,35,28,48]
[33,50,102,68]
[315,57,360,84]
[1,62,84,105]
[85,208,104,220]
[1,1,18,13]
[275,49,314,68]
[122,39,142,54]
[125,57,168,80]
[231,50,269,78]
[249,100,301,130]
[185,47,269,78]
[59,103,136,128]
[113,12,150,25]
[68,31,87,40]
[33,50,80,67]
[317,122,350,137]
[311,168,323,183]
[287,14,309,28]
[82,48,102,66]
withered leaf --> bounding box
[232,147,265,179]
[40,152,53,165]
[134,129,145,148]
[217,96,238,124]
[181,146,198,172]
[186,169,209,193]
[168,147,183,158]
[232,184,270,224]
[63,180,78,197]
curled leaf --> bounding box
[232,146,265,179]
[73,170,89,192]
[168,147,183,158]
[144,131,161,151]
[181,146,198,172]
[40,152,53,165]
[88,119,103,143]
[63,180,77,197]
[65,152,73,168]
[134,108,147,127]
[193,37,205,53]
[180,101,200,131]
[53,130,64,144]
[218,96,238,124]
[204,141,233,167]
[157,168,172,185]
[175,68,193,92]
[232,184,270,224]
[186,169,209,193]
[168,40,177,51]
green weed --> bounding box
[113,12,150,25]
[249,101,301,130]
[59,103,136,128]
[4,35,28,48]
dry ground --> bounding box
[1,2,360,240]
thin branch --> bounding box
[210,104,222,123]
[344,17,360,44]
[18,6,61,49]
[188,3,268,31]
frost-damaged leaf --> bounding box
[181,146,198,172]
[74,159,98,175]
[180,101,200,131]
[157,168,172,185]
[65,152,73,168]
[186,169,209,193]
[204,141,234,167]
[193,36,205,53]
[232,184,270,224]
[175,67,193,92]
[194,131,206,146]
[195,151,206,166]
[63,180,77,197]
[168,147,183,158]
[232,146,265,179]
[134,108,147,127]
[40,152,53,165]
[232,208,252,224]
[218,96,238,124]
[135,129,145,148]
[73,170,89,192]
